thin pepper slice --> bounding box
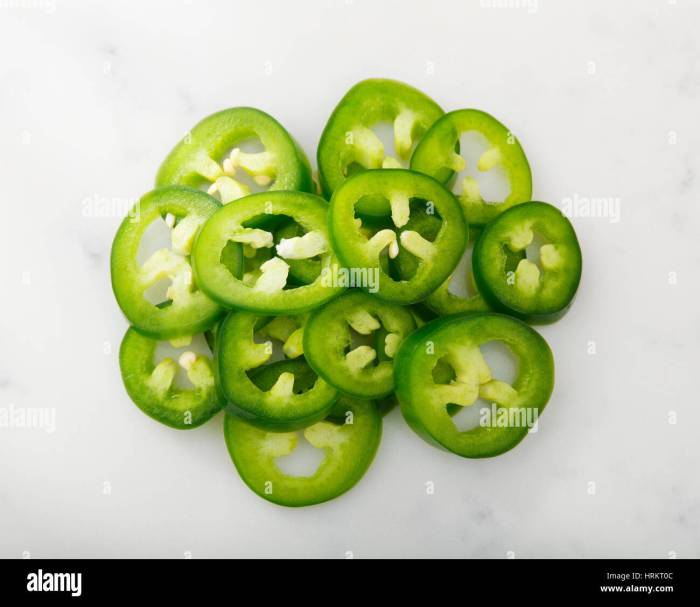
[111,186,234,340]
[472,201,582,322]
[192,191,344,314]
[317,79,443,198]
[328,169,467,304]
[156,107,312,201]
[224,397,381,507]
[303,291,416,400]
[119,327,223,429]
[216,311,338,432]
[411,109,532,226]
[395,312,554,458]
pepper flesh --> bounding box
[394,312,554,458]
[156,107,312,198]
[317,79,443,198]
[472,201,582,322]
[303,291,416,399]
[411,109,532,226]
[224,397,381,507]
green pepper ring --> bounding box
[411,109,532,226]
[111,186,231,340]
[216,311,338,432]
[224,396,382,507]
[472,201,582,322]
[317,78,444,198]
[119,327,223,429]
[328,169,467,305]
[192,191,345,314]
[395,312,554,458]
[156,106,312,194]
[303,291,416,400]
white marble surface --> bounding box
[1,0,699,558]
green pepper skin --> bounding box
[411,109,532,226]
[224,397,382,507]
[192,191,345,314]
[317,79,443,198]
[304,291,416,400]
[119,328,223,429]
[111,187,232,340]
[156,107,312,193]
[329,169,467,304]
[395,313,554,458]
[217,311,338,432]
[472,201,582,323]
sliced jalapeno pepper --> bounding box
[473,201,582,322]
[317,78,443,198]
[156,107,312,202]
[192,191,344,314]
[217,311,338,431]
[395,312,554,458]
[411,109,532,226]
[224,397,381,507]
[328,169,467,304]
[119,328,223,429]
[303,291,415,399]
[111,186,232,340]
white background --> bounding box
[0,0,698,558]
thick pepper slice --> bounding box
[411,109,532,226]
[216,311,338,431]
[111,186,232,340]
[224,397,382,507]
[472,201,582,322]
[317,78,443,198]
[303,291,416,400]
[192,191,344,314]
[395,313,554,458]
[328,169,467,304]
[156,107,312,201]
[119,328,223,429]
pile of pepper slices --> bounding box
[111,79,582,507]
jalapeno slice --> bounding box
[473,201,582,322]
[111,186,232,340]
[395,313,554,458]
[224,397,382,507]
[192,191,344,314]
[411,109,532,226]
[156,107,312,202]
[216,310,338,431]
[317,78,443,198]
[303,291,416,400]
[328,169,467,304]
[119,328,223,429]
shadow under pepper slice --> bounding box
[328,169,467,304]
[224,397,382,507]
[472,201,582,322]
[216,310,338,432]
[156,107,312,202]
[303,291,416,400]
[395,312,554,458]
[411,109,532,226]
[192,191,345,314]
[317,78,443,199]
[111,186,233,340]
[119,327,223,429]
